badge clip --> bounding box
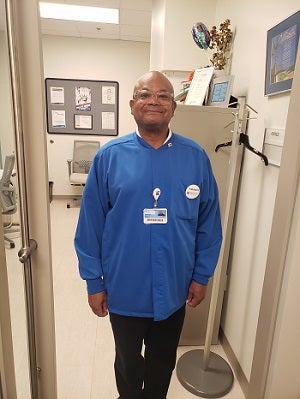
[152,188,161,208]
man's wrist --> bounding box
[86,277,105,295]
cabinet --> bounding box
[171,104,243,345]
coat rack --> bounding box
[177,97,254,397]
[215,104,269,166]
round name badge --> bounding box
[185,184,200,199]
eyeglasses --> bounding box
[133,90,174,103]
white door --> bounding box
[0,0,56,398]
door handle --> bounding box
[18,239,38,263]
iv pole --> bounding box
[176,97,248,397]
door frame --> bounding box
[248,47,300,398]
[1,0,57,398]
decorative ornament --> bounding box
[191,19,233,70]
[209,19,233,70]
[191,22,211,50]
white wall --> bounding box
[215,1,300,380]
[151,0,217,72]
[42,35,150,195]
[150,0,218,95]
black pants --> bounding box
[109,305,186,399]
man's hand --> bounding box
[186,281,207,308]
[88,291,108,317]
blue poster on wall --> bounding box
[265,10,300,96]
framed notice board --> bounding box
[45,78,119,136]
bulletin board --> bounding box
[45,78,119,136]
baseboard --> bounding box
[220,329,249,398]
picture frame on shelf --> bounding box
[265,10,300,96]
[207,75,234,107]
[184,67,214,106]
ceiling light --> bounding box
[39,2,119,24]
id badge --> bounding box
[143,208,168,224]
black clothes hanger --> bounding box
[215,99,268,165]
[239,133,268,166]
[215,133,269,166]
[215,140,232,152]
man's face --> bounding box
[129,73,176,130]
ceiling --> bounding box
[0,0,152,42]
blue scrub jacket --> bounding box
[75,132,222,321]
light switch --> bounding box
[263,128,285,166]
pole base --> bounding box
[176,349,234,398]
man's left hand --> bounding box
[186,281,207,307]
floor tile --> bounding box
[50,198,246,398]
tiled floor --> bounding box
[5,198,246,398]
[51,198,245,399]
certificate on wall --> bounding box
[185,67,214,106]
[265,10,300,95]
[102,112,115,130]
[102,86,116,104]
[51,110,66,128]
[74,114,92,130]
[50,86,64,104]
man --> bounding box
[74,71,222,399]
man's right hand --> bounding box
[88,291,108,317]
